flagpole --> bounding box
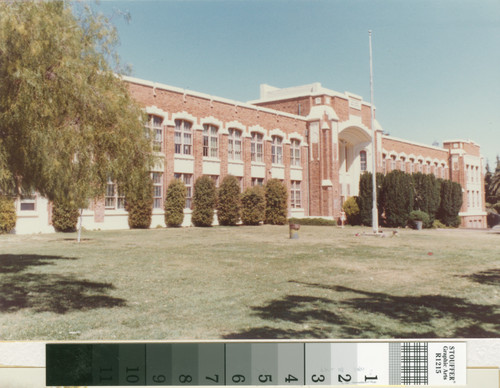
[369,30,379,233]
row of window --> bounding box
[148,116,302,166]
[467,190,482,209]
[466,164,480,184]
[105,173,303,211]
[382,154,447,178]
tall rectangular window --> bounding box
[228,128,242,161]
[251,132,263,162]
[360,150,367,172]
[152,172,163,209]
[146,115,163,152]
[175,120,192,155]
[291,181,301,208]
[203,124,218,158]
[105,178,125,210]
[271,136,283,164]
[290,139,301,166]
[174,173,193,208]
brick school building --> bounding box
[13,77,487,233]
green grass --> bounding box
[0,225,499,340]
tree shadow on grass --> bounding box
[224,281,500,339]
[0,254,126,314]
[0,254,78,274]
[457,269,500,286]
[0,272,127,314]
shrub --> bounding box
[126,172,153,229]
[0,196,16,234]
[192,176,216,227]
[412,173,441,222]
[408,210,431,229]
[264,178,288,225]
[164,179,187,227]
[217,175,241,226]
[381,170,414,227]
[241,186,266,225]
[342,196,360,225]
[288,217,337,226]
[493,202,500,213]
[52,200,79,232]
[432,219,447,229]
[486,207,500,228]
[437,179,463,227]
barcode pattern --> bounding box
[401,342,428,385]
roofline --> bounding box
[121,75,308,121]
[382,135,448,153]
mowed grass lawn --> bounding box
[0,225,499,340]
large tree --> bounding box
[488,156,500,205]
[0,1,153,214]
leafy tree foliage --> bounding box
[412,172,441,223]
[487,156,500,204]
[217,175,241,226]
[164,179,186,227]
[342,196,360,225]
[52,200,79,232]
[437,179,463,227]
[381,170,414,227]
[0,1,153,209]
[126,171,153,229]
[358,172,385,226]
[264,179,288,225]
[192,176,216,227]
[0,196,16,234]
[241,186,266,225]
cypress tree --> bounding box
[217,175,241,226]
[358,172,385,226]
[192,176,216,227]
[164,179,187,227]
[241,186,266,225]
[264,178,288,225]
[412,173,441,222]
[437,180,463,227]
[381,170,414,227]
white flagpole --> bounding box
[369,30,379,233]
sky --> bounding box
[92,0,500,168]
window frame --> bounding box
[360,150,367,172]
[175,119,193,155]
[290,139,301,167]
[152,172,163,209]
[203,124,218,158]
[228,128,242,161]
[290,181,302,208]
[174,173,193,208]
[271,135,283,164]
[251,132,264,163]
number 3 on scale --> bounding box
[311,374,325,383]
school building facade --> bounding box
[13,77,487,233]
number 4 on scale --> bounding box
[285,374,298,383]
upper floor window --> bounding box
[146,115,163,152]
[391,155,396,171]
[360,150,367,172]
[228,128,242,161]
[175,120,192,155]
[291,181,301,208]
[271,136,283,164]
[251,132,263,162]
[203,124,218,158]
[290,139,301,166]
[409,159,414,174]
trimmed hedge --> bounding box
[381,170,414,227]
[126,173,153,229]
[288,217,337,226]
[358,172,385,226]
[52,200,79,232]
[264,178,288,225]
[342,196,360,225]
[192,176,216,227]
[217,175,241,226]
[412,173,441,223]
[164,179,186,227]
[0,196,16,234]
[241,186,266,225]
[437,179,463,227]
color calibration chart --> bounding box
[46,341,466,386]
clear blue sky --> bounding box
[93,0,500,168]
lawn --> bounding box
[0,225,499,340]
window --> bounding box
[441,165,446,179]
[152,172,163,209]
[251,177,264,186]
[271,136,283,164]
[290,139,301,166]
[20,191,36,211]
[391,156,396,171]
[228,128,242,161]
[175,120,192,155]
[467,191,470,208]
[291,181,301,208]
[410,159,415,174]
[146,115,163,152]
[203,124,218,158]
[174,173,193,208]
[382,154,387,174]
[360,150,367,172]
[105,178,125,209]
[251,132,263,162]
[418,161,423,173]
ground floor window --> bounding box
[152,172,163,209]
[291,181,301,208]
[105,178,125,209]
[174,173,193,208]
[251,177,264,186]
